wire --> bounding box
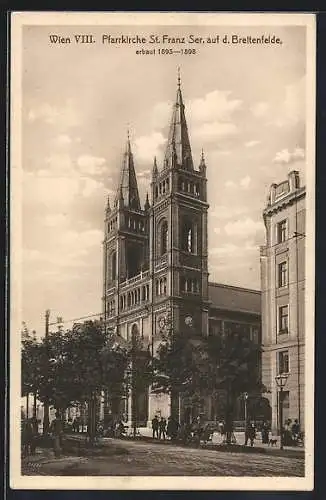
[49,312,103,326]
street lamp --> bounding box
[243,392,249,429]
[275,372,289,450]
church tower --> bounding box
[102,74,209,425]
[103,133,149,333]
[149,74,209,418]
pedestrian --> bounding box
[261,420,269,444]
[22,418,34,457]
[30,416,39,455]
[248,422,256,447]
[159,417,167,440]
[73,416,80,433]
[66,417,73,433]
[49,411,64,458]
[291,419,300,443]
[167,416,178,441]
[244,420,251,446]
[152,415,159,439]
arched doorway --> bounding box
[131,324,149,427]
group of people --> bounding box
[151,415,213,444]
[283,418,302,446]
[21,411,65,458]
[151,415,173,440]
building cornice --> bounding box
[263,186,306,217]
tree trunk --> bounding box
[170,389,180,423]
[26,393,29,419]
[225,386,233,445]
[87,393,97,445]
[33,392,37,418]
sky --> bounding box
[20,24,307,335]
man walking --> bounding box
[50,411,64,458]
[159,417,167,440]
[152,415,159,439]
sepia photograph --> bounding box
[10,11,315,490]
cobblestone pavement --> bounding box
[21,439,304,477]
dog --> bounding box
[268,438,278,447]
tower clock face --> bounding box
[185,315,193,327]
[158,316,167,329]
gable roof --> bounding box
[208,282,261,316]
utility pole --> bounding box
[43,309,50,435]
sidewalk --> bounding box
[137,427,303,452]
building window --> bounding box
[160,220,168,255]
[278,305,289,333]
[277,220,287,243]
[181,219,197,253]
[111,251,117,281]
[278,261,288,288]
[278,350,289,374]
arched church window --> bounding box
[181,219,197,254]
[187,229,192,252]
[160,220,168,255]
[155,186,158,199]
[111,251,117,281]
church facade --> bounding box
[102,78,262,427]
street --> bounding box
[22,438,304,476]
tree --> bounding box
[21,320,131,442]
[199,330,265,444]
[152,330,203,421]
[153,324,265,442]
[21,332,45,417]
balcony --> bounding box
[120,270,150,291]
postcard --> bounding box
[10,11,315,491]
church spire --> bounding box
[106,193,111,213]
[163,69,194,171]
[152,156,158,177]
[115,132,141,210]
[144,192,150,211]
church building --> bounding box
[102,76,262,428]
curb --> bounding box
[64,434,304,459]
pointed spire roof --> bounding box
[164,69,194,171]
[152,156,158,177]
[115,132,141,210]
[144,192,150,211]
[106,194,111,212]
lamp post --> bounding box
[275,372,289,450]
[243,392,248,429]
[43,309,50,435]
